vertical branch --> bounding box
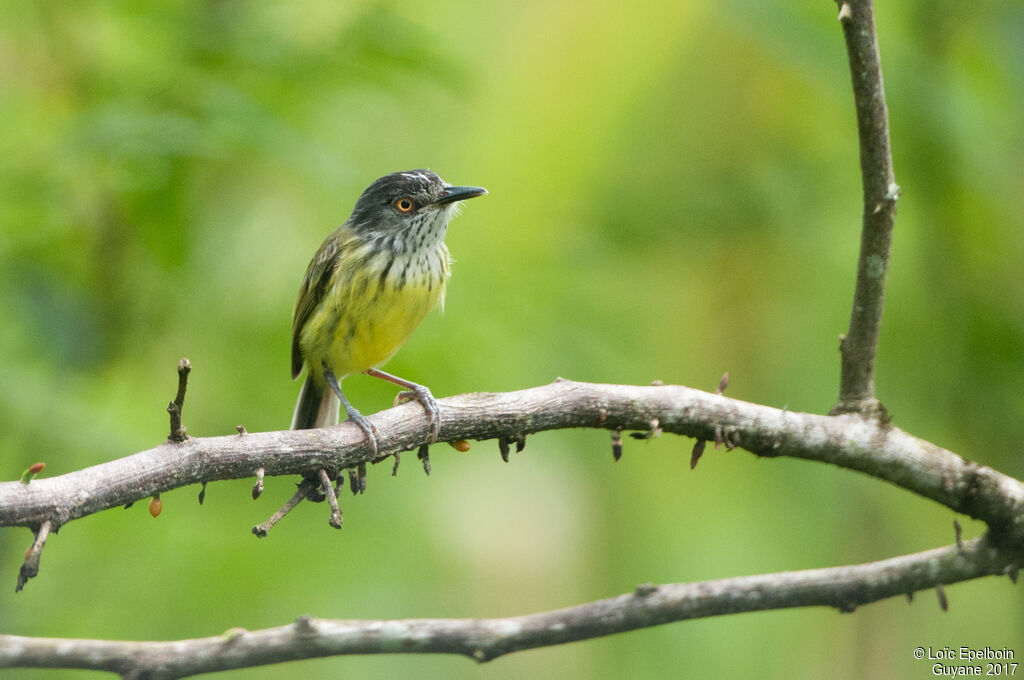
[167,358,192,442]
[833,0,900,417]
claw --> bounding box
[364,368,441,443]
[408,384,441,443]
[342,406,379,455]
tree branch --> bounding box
[0,535,1018,678]
[3,381,1023,572]
[833,0,900,416]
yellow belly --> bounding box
[299,249,448,378]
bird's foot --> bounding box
[396,384,440,443]
[345,407,380,456]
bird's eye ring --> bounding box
[395,197,415,213]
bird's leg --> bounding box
[323,369,380,455]
[364,368,441,442]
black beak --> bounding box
[435,185,488,205]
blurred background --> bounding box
[1,1,1022,678]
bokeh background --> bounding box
[2,1,1023,678]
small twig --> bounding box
[347,463,366,496]
[16,520,52,592]
[167,358,192,442]
[418,444,431,475]
[252,468,264,500]
[690,439,706,470]
[317,470,343,529]
[611,430,623,462]
[252,479,315,538]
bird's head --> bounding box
[348,169,486,250]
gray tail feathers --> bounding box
[291,373,340,429]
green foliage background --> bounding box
[2,1,1022,678]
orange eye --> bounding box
[395,197,415,213]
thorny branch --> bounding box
[3,379,1024,581]
[0,536,1018,678]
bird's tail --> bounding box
[291,373,340,429]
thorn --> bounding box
[294,615,315,634]
[498,437,510,463]
[418,444,431,475]
[690,439,706,469]
[837,1,852,22]
[634,582,657,596]
[515,434,526,453]
[1005,564,1018,584]
[935,584,948,612]
[198,481,207,505]
[391,452,401,476]
[123,501,135,509]
[905,592,913,604]
[611,430,623,462]
[650,379,663,386]
[716,372,729,395]
[953,519,963,550]
[252,468,265,500]
[236,425,247,435]
[714,424,723,450]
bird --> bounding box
[290,169,487,454]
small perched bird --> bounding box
[290,169,487,453]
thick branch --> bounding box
[2,380,1023,549]
[0,535,1017,678]
[834,0,899,415]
